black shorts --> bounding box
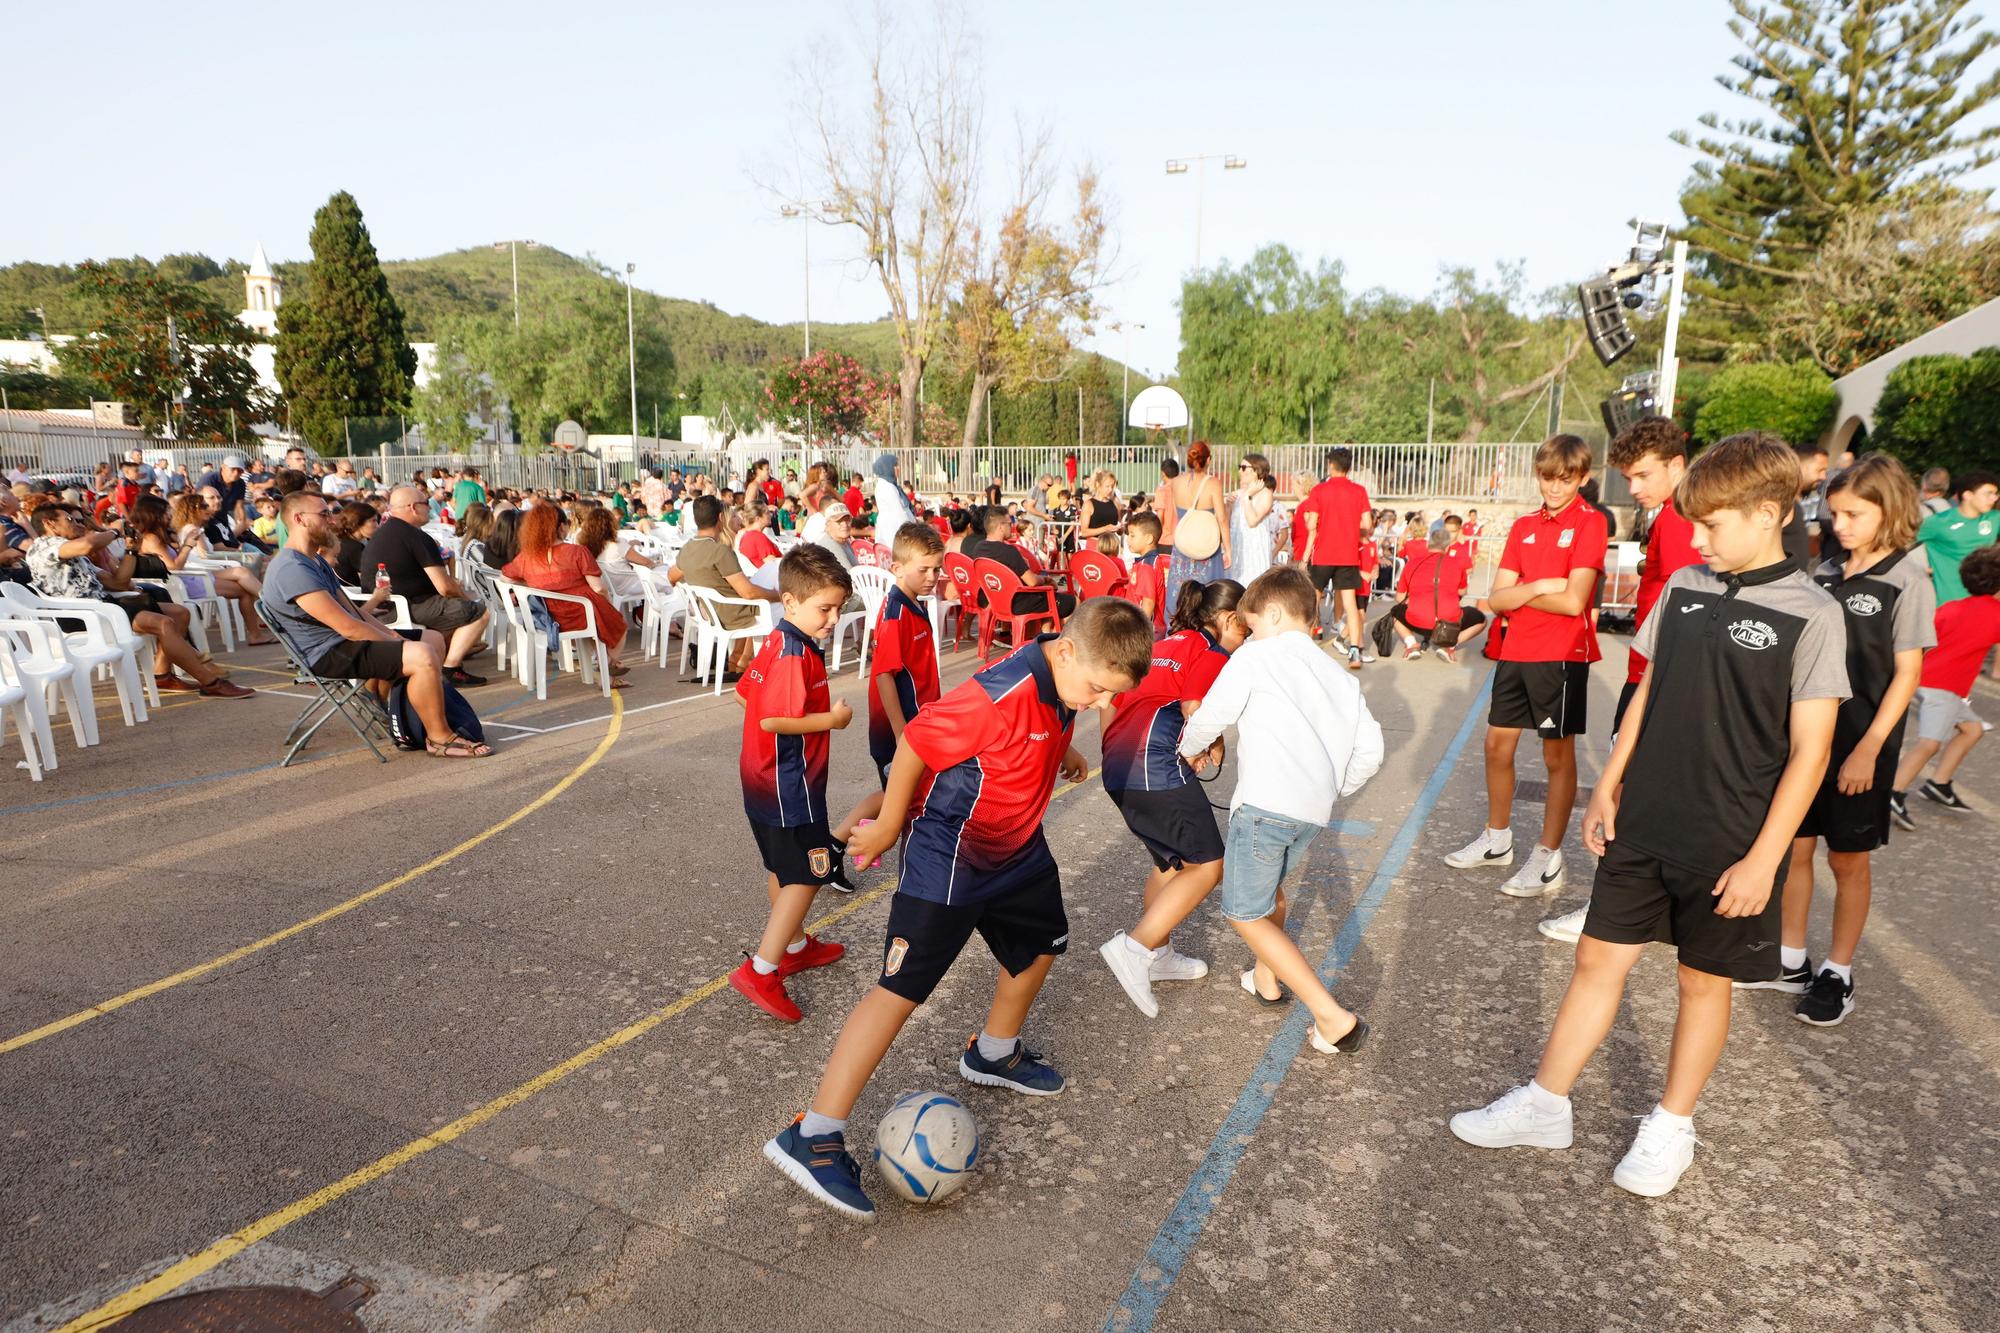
[1795,751,1897,853]
[1308,564,1364,594]
[1108,783,1225,871]
[749,818,839,888]
[311,638,406,682]
[1489,660,1589,739]
[407,594,486,632]
[1582,837,1783,981]
[876,872,1069,1004]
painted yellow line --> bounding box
[1,693,625,1058]
[56,763,1100,1330]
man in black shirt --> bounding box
[359,485,490,685]
[967,506,1075,618]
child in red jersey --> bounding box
[1891,544,2000,818]
[727,546,857,1024]
[1122,512,1169,632]
[1302,447,1373,668]
[1605,418,1702,738]
[765,600,1156,1223]
[1443,435,1606,899]
[1096,578,1248,1017]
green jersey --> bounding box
[1919,506,1999,603]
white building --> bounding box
[238,242,281,336]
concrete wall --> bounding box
[1825,295,2000,452]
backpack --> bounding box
[385,678,487,752]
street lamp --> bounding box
[1164,154,1247,269]
[779,202,836,358]
[493,239,539,328]
[624,263,640,442]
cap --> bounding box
[221,454,247,470]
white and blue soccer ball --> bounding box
[874,1091,979,1204]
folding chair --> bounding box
[256,603,393,767]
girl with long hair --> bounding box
[130,493,273,644]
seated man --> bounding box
[969,505,1076,618]
[1,485,31,585]
[262,492,491,758]
[22,501,253,698]
[360,484,490,686]
[667,494,780,676]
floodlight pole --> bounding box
[625,263,640,443]
[1166,155,1246,270]
[1657,239,1688,421]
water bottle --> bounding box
[375,563,391,594]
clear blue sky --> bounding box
[5,1,1985,377]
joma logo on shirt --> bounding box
[1028,730,1052,742]
[1845,592,1883,617]
[1728,618,1779,651]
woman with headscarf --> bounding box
[870,453,918,535]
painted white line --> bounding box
[483,721,548,735]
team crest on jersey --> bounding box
[1728,618,1778,651]
[1557,529,1575,548]
[1845,592,1883,617]
[808,847,832,878]
[884,937,909,975]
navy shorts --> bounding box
[1108,783,1226,871]
[876,872,1068,1004]
[749,817,838,888]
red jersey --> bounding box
[1123,549,1168,630]
[900,638,1076,905]
[1100,628,1230,791]
[1627,500,1702,684]
[843,485,865,517]
[1288,496,1316,563]
[1919,594,2000,696]
[868,586,940,772]
[759,479,785,508]
[1357,539,1379,578]
[739,528,781,568]
[1306,476,1371,566]
[1496,498,1608,663]
[736,620,831,827]
[1397,547,1471,630]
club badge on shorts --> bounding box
[884,937,909,975]
[808,847,832,879]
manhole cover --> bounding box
[119,1279,370,1332]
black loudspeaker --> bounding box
[1578,278,1636,366]
[1600,385,1658,440]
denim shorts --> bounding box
[1219,804,1321,922]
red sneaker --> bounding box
[777,935,845,978]
[729,957,803,1023]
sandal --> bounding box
[609,662,631,677]
[426,733,494,759]
[609,677,632,690]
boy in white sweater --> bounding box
[1178,565,1385,1053]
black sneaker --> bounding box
[1888,790,1915,831]
[1795,967,1855,1027]
[1734,958,1811,994]
[446,666,488,687]
[1919,779,1971,812]
[826,836,857,894]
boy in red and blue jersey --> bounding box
[728,546,858,1025]
[1097,578,1247,1019]
[1120,512,1169,632]
[765,599,1156,1223]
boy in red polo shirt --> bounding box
[1303,447,1373,668]
[728,546,858,1024]
[764,600,1155,1222]
[1123,512,1169,632]
[1444,434,1606,897]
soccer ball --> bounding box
[874,1091,979,1204]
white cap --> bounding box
[221,454,247,470]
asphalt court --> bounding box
[3,634,1997,1331]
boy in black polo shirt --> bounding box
[1451,433,1848,1197]
[1444,435,1607,897]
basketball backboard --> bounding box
[1128,385,1189,430]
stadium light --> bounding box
[1165,153,1248,268]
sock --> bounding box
[1649,1104,1694,1131]
[799,1111,847,1138]
[1780,945,1808,971]
[1526,1079,1569,1111]
[1488,827,1514,848]
[750,953,779,975]
[1120,932,1155,958]
[976,1030,1018,1062]
[1824,959,1852,984]
[785,936,809,955]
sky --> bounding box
[2,1,1973,378]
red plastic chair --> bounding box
[1067,552,1127,602]
[972,557,1061,661]
[941,551,979,652]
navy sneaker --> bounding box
[1889,791,1915,831]
[827,836,857,894]
[764,1117,876,1222]
[1919,779,1971,812]
[958,1035,1066,1097]
[1795,968,1856,1027]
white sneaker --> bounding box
[1448,1084,1574,1150]
[1612,1109,1698,1197]
[1149,947,1209,982]
[1537,905,1588,943]
[1359,646,1378,664]
[1098,933,1159,1018]
[1501,846,1566,897]
[1444,829,1515,870]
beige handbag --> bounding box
[1175,506,1221,559]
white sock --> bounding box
[1119,932,1155,958]
[976,1030,1017,1061]
[1780,945,1808,970]
[785,936,810,955]
[751,954,779,975]
[1539,845,1563,864]
[1526,1079,1569,1111]
[799,1111,846,1138]
[1823,960,1852,983]
[1649,1104,1694,1131]
[1488,827,1513,848]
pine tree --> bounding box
[274,191,417,452]
[1675,0,2000,359]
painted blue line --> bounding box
[0,761,285,817]
[1104,666,1496,1333]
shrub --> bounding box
[1872,348,2000,480]
[1691,359,1837,446]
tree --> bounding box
[1872,347,2000,477]
[411,330,500,453]
[52,263,270,439]
[1425,266,1586,442]
[765,352,881,443]
[275,191,419,452]
[681,363,766,443]
[1177,245,1349,442]
[799,2,980,450]
[1771,183,2000,375]
[1675,0,2000,358]
[1692,359,1837,444]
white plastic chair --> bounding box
[494,579,610,700]
[681,586,773,695]
[143,569,234,655]
[841,566,897,675]
[639,570,687,668]
[0,615,81,768]
[0,583,155,731]
[0,621,52,779]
